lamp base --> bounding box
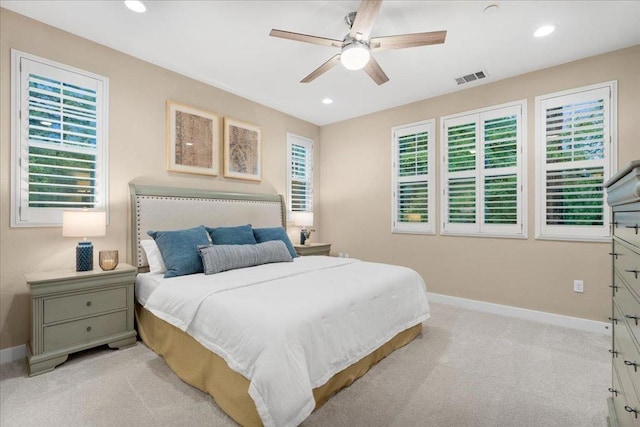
[300,231,307,246]
[76,241,93,272]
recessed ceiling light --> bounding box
[322,98,334,105]
[534,24,555,38]
[124,0,146,13]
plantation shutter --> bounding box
[392,120,434,234]
[287,134,313,213]
[536,84,613,240]
[12,51,108,226]
[442,102,525,237]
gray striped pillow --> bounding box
[198,240,292,275]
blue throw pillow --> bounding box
[205,224,257,245]
[198,240,292,275]
[252,226,298,258]
[148,225,211,278]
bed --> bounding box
[129,183,430,427]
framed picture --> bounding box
[166,101,219,176]
[223,117,262,181]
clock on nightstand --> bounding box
[294,243,331,256]
[25,263,137,376]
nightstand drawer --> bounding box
[43,311,127,352]
[615,212,640,249]
[43,287,127,324]
[615,241,640,294]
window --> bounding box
[11,50,109,227]
[287,133,313,215]
[535,81,616,241]
[441,100,526,238]
[392,120,435,234]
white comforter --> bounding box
[142,256,430,427]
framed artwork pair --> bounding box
[166,101,262,181]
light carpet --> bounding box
[0,302,610,426]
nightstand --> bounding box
[25,263,137,376]
[294,243,331,256]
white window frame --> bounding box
[11,49,109,227]
[391,119,435,234]
[440,100,527,238]
[534,81,617,242]
[286,133,314,218]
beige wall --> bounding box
[0,9,321,349]
[320,45,640,323]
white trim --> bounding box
[0,344,26,365]
[427,292,610,335]
[286,133,314,220]
[534,80,617,242]
[391,118,436,235]
[10,49,110,227]
[440,99,527,238]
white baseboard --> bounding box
[0,344,26,365]
[427,292,611,335]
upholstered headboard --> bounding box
[129,183,286,269]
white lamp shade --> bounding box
[294,212,314,227]
[62,211,106,238]
[341,43,370,70]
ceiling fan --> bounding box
[269,0,446,85]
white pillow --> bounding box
[140,239,167,274]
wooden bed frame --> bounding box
[129,182,422,426]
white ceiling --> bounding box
[2,0,639,126]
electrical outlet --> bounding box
[574,280,584,293]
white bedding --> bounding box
[140,256,430,427]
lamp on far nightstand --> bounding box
[62,210,106,272]
[294,212,314,246]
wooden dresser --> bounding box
[606,160,640,426]
[26,263,137,376]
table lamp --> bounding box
[294,212,314,245]
[62,210,106,271]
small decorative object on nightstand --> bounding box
[294,212,315,245]
[99,250,119,271]
[294,242,331,256]
[25,263,137,376]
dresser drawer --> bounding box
[614,301,640,404]
[616,274,640,348]
[615,212,640,249]
[43,310,127,352]
[613,364,640,427]
[43,287,127,324]
[615,241,640,294]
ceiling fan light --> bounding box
[341,43,370,70]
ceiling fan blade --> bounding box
[364,55,389,86]
[270,29,343,47]
[370,31,447,51]
[301,54,341,83]
[349,0,383,41]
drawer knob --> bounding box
[86,301,92,307]
[624,360,639,372]
[609,387,619,397]
[609,317,619,325]
[610,284,619,294]
[626,269,640,280]
[626,314,640,326]
[625,406,639,418]
[609,252,620,260]
[625,224,640,235]
[610,349,619,357]
[86,326,92,332]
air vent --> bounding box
[455,70,488,85]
